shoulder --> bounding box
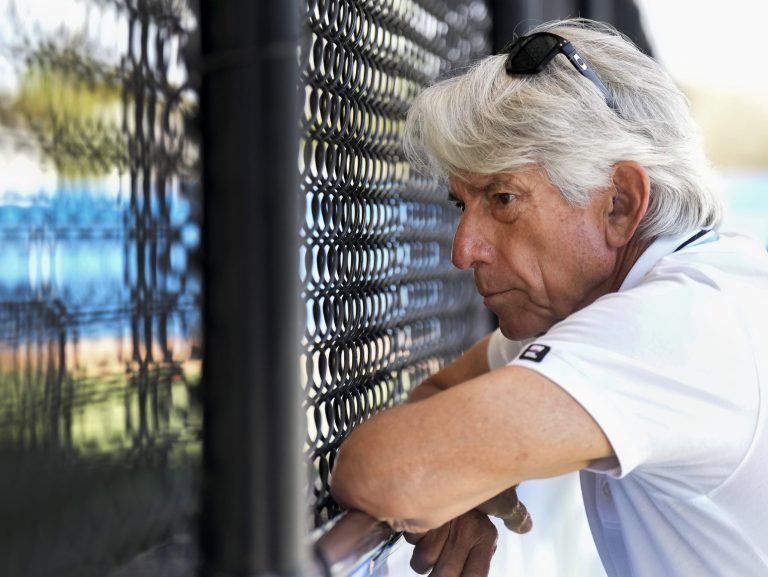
[561,232,767,346]
[653,232,768,286]
[487,328,533,370]
[510,241,764,484]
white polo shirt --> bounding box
[487,231,768,577]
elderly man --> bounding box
[330,18,768,577]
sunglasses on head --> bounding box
[500,32,618,111]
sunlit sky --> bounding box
[2,0,766,93]
[636,0,768,90]
[0,0,125,94]
[2,0,767,89]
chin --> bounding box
[498,315,551,341]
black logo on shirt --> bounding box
[520,343,551,363]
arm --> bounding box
[407,333,493,402]
[330,365,612,533]
[407,333,533,531]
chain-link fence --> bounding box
[299,0,493,528]
[1,0,494,574]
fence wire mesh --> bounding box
[299,0,492,527]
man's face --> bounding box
[449,169,615,340]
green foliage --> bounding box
[7,38,127,178]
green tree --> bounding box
[6,34,127,178]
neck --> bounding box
[606,235,654,293]
[559,235,654,326]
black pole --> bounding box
[200,0,304,575]
[578,0,615,22]
[490,0,543,51]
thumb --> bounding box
[502,501,533,534]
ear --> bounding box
[605,160,650,248]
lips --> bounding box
[479,288,512,299]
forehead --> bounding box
[448,169,548,196]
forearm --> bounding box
[407,333,493,402]
[409,335,530,530]
[331,365,612,531]
[331,333,494,528]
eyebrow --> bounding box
[447,179,505,202]
[481,180,504,193]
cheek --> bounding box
[570,218,613,267]
[533,213,611,292]
[500,240,545,287]
[545,228,613,303]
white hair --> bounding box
[403,18,723,240]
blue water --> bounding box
[721,170,768,245]
[0,184,200,338]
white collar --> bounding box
[619,230,711,292]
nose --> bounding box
[451,211,493,270]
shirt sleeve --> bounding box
[507,275,758,491]
[486,328,533,370]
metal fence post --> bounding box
[200,0,305,575]
[491,0,543,49]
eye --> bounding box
[494,193,515,206]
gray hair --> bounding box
[403,18,723,240]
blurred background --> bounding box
[636,0,768,245]
[0,1,202,575]
[0,1,765,576]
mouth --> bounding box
[479,288,513,301]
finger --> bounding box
[476,485,521,518]
[503,501,533,534]
[459,536,498,577]
[428,532,471,577]
[431,514,496,577]
[404,531,426,545]
[410,523,450,574]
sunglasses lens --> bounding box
[502,33,618,111]
[508,34,560,72]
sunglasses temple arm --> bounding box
[560,43,618,110]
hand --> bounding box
[404,510,498,577]
[476,485,532,533]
